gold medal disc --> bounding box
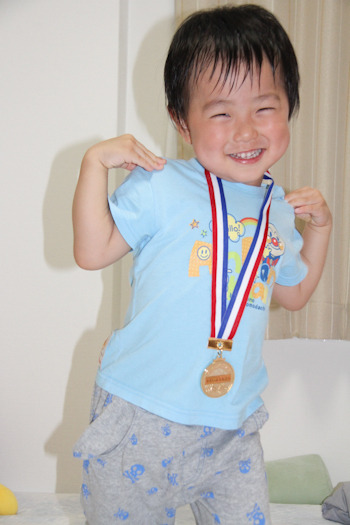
[201,357,234,398]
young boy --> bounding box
[73,5,331,524]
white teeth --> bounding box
[231,149,262,160]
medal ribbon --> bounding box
[205,170,274,341]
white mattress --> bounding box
[0,493,327,524]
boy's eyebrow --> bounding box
[254,93,282,103]
[203,92,281,111]
[203,99,232,111]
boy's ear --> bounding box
[176,119,192,144]
[176,118,192,144]
[168,108,192,144]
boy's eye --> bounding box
[212,113,230,118]
[258,107,275,113]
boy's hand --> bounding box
[273,187,332,311]
[73,135,166,270]
[87,134,166,172]
[285,187,332,229]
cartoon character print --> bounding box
[260,223,285,282]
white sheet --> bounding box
[176,501,327,524]
[0,493,327,524]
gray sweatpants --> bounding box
[73,385,271,525]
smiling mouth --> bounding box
[230,149,262,160]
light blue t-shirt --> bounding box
[96,158,307,430]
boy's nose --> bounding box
[233,117,258,142]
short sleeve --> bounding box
[108,168,159,253]
[276,224,308,286]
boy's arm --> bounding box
[72,135,166,270]
[272,187,332,311]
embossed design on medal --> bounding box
[201,339,235,398]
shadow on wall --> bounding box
[42,139,98,269]
[42,14,176,494]
[42,139,123,491]
[44,271,115,492]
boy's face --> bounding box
[177,58,290,186]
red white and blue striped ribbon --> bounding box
[205,170,274,341]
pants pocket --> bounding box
[73,389,136,460]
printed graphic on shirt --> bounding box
[189,240,213,276]
[188,215,285,311]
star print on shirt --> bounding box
[190,219,199,229]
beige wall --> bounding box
[0,0,349,494]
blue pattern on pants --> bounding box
[73,385,271,524]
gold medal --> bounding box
[201,356,235,398]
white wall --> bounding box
[0,0,348,495]
[261,339,350,486]
[1,0,120,493]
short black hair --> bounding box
[164,4,300,123]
